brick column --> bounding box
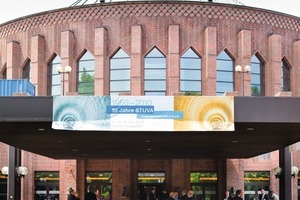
[77,159,86,200]
[112,159,131,200]
[170,159,190,191]
[95,27,108,95]
[60,160,78,199]
[61,30,75,94]
[292,40,300,96]
[266,34,281,96]
[131,25,143,95]
[6,41,21,79]
[226,159,244,193]
[130,160,139,200]
[31,35,45,95]
[202,27,217,96]
[168,25,180,96]
[236,30,251,96]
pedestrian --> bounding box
[85,186,97,200]
[269,190,279,200]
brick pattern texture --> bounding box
[0,2,299,200]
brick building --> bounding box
[0,1,300,200]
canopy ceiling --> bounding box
[0,96,299,160]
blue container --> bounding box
[0,79,35,96]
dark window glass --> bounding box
[282,60,291,91]
[216,51,233,96]
[0,172,7,200]
[251,55,264,96]
[144,48,166,95]
[138,172,165,183]
[86,172,112,200]
[23,60,31,81]
[47,56,61,96]
[77,51,95,95]
[180,48,202,93]
[190,172,218,200]
[110,49,130,95]
[244,171,270,200]
[35,171,59,200]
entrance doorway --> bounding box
[138,172,165,200]
[190,172,218,200]
[191,184,217,200]
[34,172,59,200]
[138,183,165,200]
[244,171,270,200]
[85,172,112,199]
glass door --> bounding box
[190,172,218,200]
[86,172,112,200]
[244,171,270,200]
[138,172,165,200]
[34,172,59,200]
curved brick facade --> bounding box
[0,2,300,200]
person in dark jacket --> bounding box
[149,187,158,200]
[187,190,197,200]
[232,190,243,200]
[67,188,78,200]
[258,189,269,200]
[85,186,97,200]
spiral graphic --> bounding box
[52,96,111,130]
[174,96,234,131]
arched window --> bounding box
[180,48,202,95]
[23,60,31,81]
[110,49,130,95]
[77,51,95,96]
[144,48,166,96]
[216,51,234,96]
[47,56,61,96]
[251,55,264,96]
[281,60,290,91]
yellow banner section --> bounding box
[174,96,234,131]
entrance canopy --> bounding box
[0,96,299,159]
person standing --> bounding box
[232,190,243,200]
[149,187,158,200]
[258,189,269,200]
[67,188,78,200]
[187,190,197,200]
[241,189,249,200]
[180,189,188,200]
[85,186,97,200]
[269,190,279,200]
[224,190,232,200]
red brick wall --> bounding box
[0,2,300,200]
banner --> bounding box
[52,96,234,131]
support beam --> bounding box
[279,147,292,200]
[8,146,21,200]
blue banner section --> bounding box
[137,111,183,119]
[107,106,154,114]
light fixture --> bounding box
[56,65,72,74]
[1,166,8,177]
[235,65,251,96]
[272,166,299,178]
[1,166,28,178]
[292,166,299,178]
[56,66,72,96]
[16,166,28,178]
[273,167,282,179]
